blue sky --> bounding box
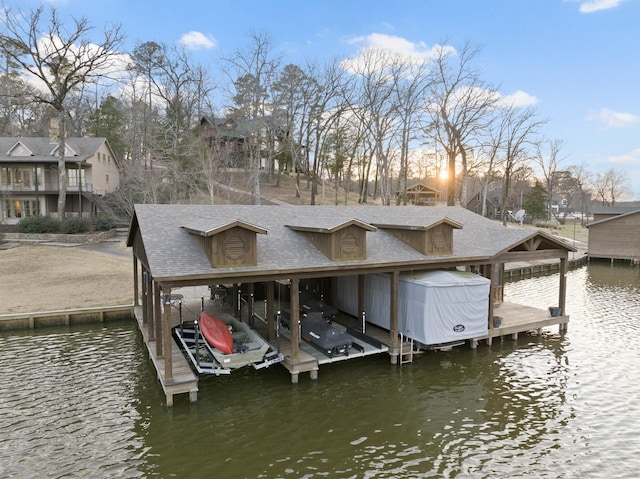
[13,0,640,200]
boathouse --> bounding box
[586,207,640,262]
[126,204,576,405]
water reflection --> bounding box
[1,265,639,478]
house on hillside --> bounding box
[397,183,441,205]
[586,207,640,262]
[466,190,501,218]
[200,115,287,171]
[0,137,120,225]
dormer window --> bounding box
[286,218,376,261]
[182,219,267,268]
[372,218,462,255]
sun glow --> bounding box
[439,170,448,181]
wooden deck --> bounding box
[135,293,569,404]
[251,305,390,383]
[134,305,198,407]
[477,302,569,346]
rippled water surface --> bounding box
[1,263,639,478]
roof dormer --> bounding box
[50,143,78,157]
[372,217,462,255]
[7,140,34,157]
[286,218,376,261]
[182,219,267,268]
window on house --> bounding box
[1,167,9,187]
[67,168,86,187]
[3,199,39,219]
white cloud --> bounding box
[609,148,640,167]
[346,33,442,60]
[498,90,539,107]
[341,33,455,74]
[587,108,639,128]
[179,31,216,50]
[575,0,623,13]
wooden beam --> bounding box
[389,270,399,363]
[154,282,162,356]
[496,249,568,263]
[290,278,300,362]
[142,269,150,328]
[133,256,139,307]
[559,257,568,332]
[358,274,365,327]
[162,287,173,382]
[266,281,275,342]
[232,284,239,319]
[486,264,494,332]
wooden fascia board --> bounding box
[152,256,491,288]
[492,231,576,258]
[373,218,462,231]
[586,209,640,227]
[287,219,376,234]
[495,249,569,263]
[182,221,267,237]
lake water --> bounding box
[1,263,639,478]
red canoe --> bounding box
[200,312,233,354]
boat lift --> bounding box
[172,297,284,375]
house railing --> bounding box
[1,181,97,194]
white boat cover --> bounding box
[337,270,490,345]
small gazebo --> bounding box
[399,183,441,206]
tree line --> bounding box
[0,4,632,220]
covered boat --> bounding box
[301,312,355,357]
[337,270,490,346]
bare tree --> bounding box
[498,105,544,225]
[346,48,401,206]
[222,31,281,204]
[0,5,124,218]
[590,168,631,207]
[391,56,430,205]
[534,138,565,219]
[304,59,351,205]
[423,42,498,206]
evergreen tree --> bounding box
[86,95,126,161]
[523,180,548,220]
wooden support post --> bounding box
[146,273,154,337]
[162,288,173,382]
[233,284,240,318]
[290,278,300,362]
[266,281,275,342]
[389,270,399,364]
[486,263,494,334]
[133,257,139,307]
[154,282,162,357]
[559,257,568,316]
[247,283,255,326]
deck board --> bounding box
[134,306,198,406]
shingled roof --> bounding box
[0,137,110,164]
[127,204,575,285]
